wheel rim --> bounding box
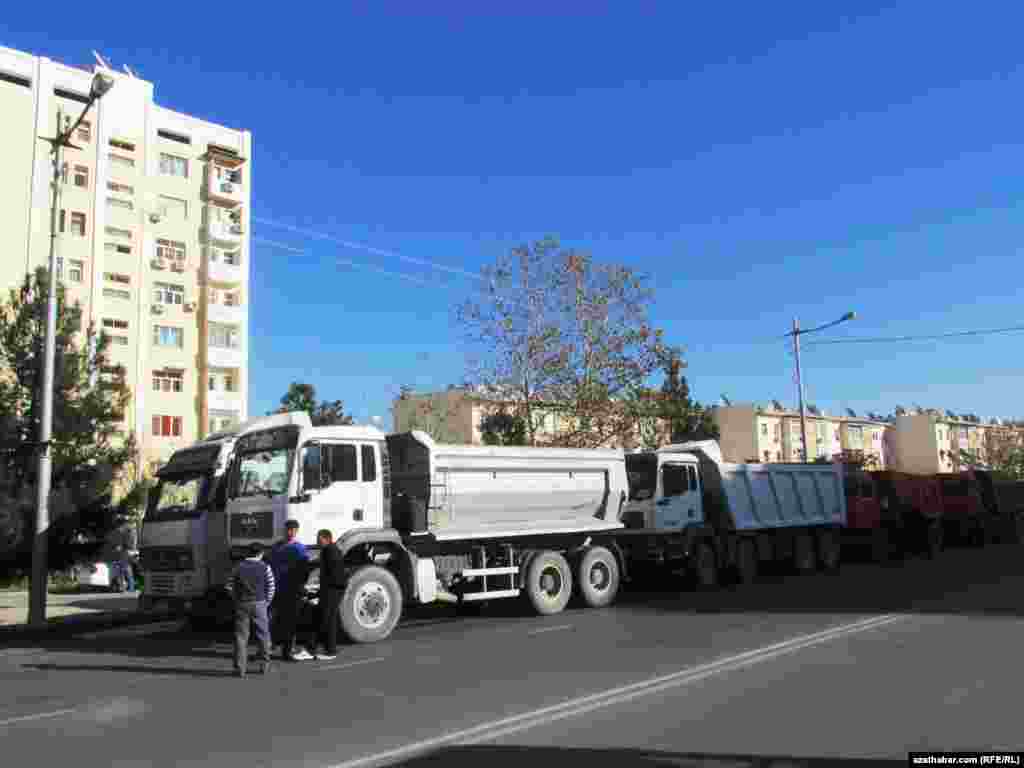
[589,561,611,592]
[353,582,391,630]
[539,565,564,601]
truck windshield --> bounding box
[234,446,295,498]
[626,454,658,500]
[146,474,210,521]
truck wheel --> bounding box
[524,551,573,615]
[736,538,758,584]
[794,533,816,573]
[339,566,404,644]
[926,519,944,558]
[694,541,717,589]
[817,529,841,571]
[575,546,620,608]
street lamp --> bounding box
[29,71,114,627]
[786,311,856,464]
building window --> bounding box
[102,318,129,331]
[56,258,84,283]
[153,282,184,305]
[62,164,89,188]
[223,292,240,307]
[209,247,241,266]
[105,226,132,240]
[159,153,189,178]
[104,272,131,285]
[107,181,134,196]
[107,196,133,211]
[158,195,188,220]
[103,288,131,300]
[105,242,133,255]
[109,138,135,152]
[208,323,240,349]
[208,288,219,305]
[153,325,184,348]
[76,121,91,142]
[156,239,186,264]
[209,371,236,392]
[109,153,135,169]
[108,335,129,346]
[153,370,183,393]
[70,212,86,236]
[760,423,768,436]
[158,129,191,145]
[152,415,183,437]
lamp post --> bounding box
[29,71,114,627]
[787,311,856,464]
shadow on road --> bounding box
[26,662,233,678]
[380,744,902,767]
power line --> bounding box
[253,216,483,281]
[805,324,1024,346]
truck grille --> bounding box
[140,547,192,572]
[147,573,176,595]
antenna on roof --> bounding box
[845,408,857,418]
[771,399,784,411]
[92,50,112,70]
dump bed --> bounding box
[660,441,846,531]
[386,431,628,540]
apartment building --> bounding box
[889,412,990,474]
[0,46,250,474]
[712,404,889,466]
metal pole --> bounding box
[793,317,809,464]
[29,108,64,626]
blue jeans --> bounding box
[112,560,135,591]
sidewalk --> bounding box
[0,590,168,639]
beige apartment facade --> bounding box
[0,46,250,476]
[712,404,888,466]
[889,412,992,474]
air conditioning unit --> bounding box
[151,304,165,315]
[151,258,166,269]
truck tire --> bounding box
[575,546,620,609]
[794,533,816,573]
[339,566,404,644]
[735,538,758,584]
[694,540,717,589]
[816,529,841,571]
[524,550,573,615]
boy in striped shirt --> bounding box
[226,543,276,678]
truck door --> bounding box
[355,443,383,529]
[655,461,699,530]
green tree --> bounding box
[456,237,671,448]
[393,385,460,442]
[656,351,720,443]
[271,382,355,426]
[0,268,136,565]
[479,408,528,446]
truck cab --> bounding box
[623,450,704,531]
[138,431,238,621]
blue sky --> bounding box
[6,2,1024,426]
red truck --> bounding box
[869,471,945,558]
[935,472,992,546]
[969,469,1024,545]
[842,469,898,561]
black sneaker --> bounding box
[258,662,271,675]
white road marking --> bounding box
[326,613,907,768]
[0,708,77,727]
[321,657,387,672]
[527,624,573,636]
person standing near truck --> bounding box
[225,543,275,678]
[266,519,312,661]
[307,529,343,661]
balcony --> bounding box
[208,388,243,412]
[207,301,245,324]
[207,345,244,369]
[206,249,243,285]
[206,168,244,205]
[206,218,243,246]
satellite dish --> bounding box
[720,394,732,407]
[772,399,784,411]
[845,408,857,418]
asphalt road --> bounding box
[2,541,1023,768]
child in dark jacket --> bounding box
[226,543,276,678]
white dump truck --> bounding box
[224,411,631,643]
[620,441,847,586]
[138,429,245,625]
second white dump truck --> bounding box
[225,411,631,642]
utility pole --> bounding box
[793,317,809,463]
[30,73,113,627]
